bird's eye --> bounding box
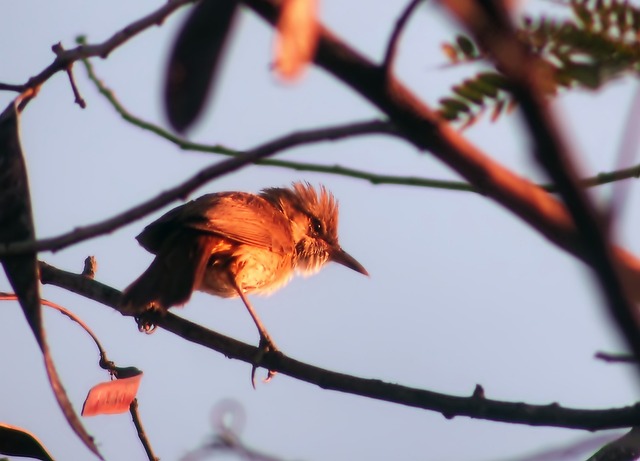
[310,217,323,234]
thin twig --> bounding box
[1,292,157,458]
[595,351,637,364]
[0,292,109,363]
[130,399,159,461]
[382,0,424,76]
[609,82,640,222]
[0,119,402,257]
[0,0,195,96]
[83,56,640,194]
[38,261,640,431]
[52,42,87,109]
[65,68,86,109]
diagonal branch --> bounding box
[38,261,640,431]
[442,1,640,362]
[238,0,640,303]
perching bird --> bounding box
[121,182,368,355]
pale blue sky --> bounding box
[1,1,638,460]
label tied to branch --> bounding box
[82,372,143,417]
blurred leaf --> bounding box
[0,423,55,461]
[82,372,143,417]
[559,63,603,89]
[491,99,506,122]
[452,83,484,105]
[440,0,640,123]
[0,102,40,338]
[466,77,499,98]
[438,97,470,120]
[477,72,510,90]
[587,427,640,461]
[274,0,319,80]
[456,35,477,57]
[441,43,459,62]
[164,0,238,133]
[0,102,103,460]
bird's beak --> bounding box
[330,246,369,276]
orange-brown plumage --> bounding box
[121,182,367,349]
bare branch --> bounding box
[52,43,87,109]
[38,261,640,431]
[0,83,25,92]
[0,119,402,257]
[129,399,158,461]
[0,0,195,96]
[382,0,424,76]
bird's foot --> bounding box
[251,335,278,388]
[134,306,163,334]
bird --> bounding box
[120,182,368,364]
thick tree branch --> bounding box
[239,0,640,303]
[38,261,640,431]
[443,1,640,362]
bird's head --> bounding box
[261,182,368,277]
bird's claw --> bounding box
[134,306,162,334]
[135,315,157,334]
[250,335,278,388]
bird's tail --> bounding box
[120,231,214,313]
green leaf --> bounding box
[478,72,510,90]
[438,98,470,120]
[456,35,477,57]
[453,84,485,105]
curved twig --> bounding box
[382,0,425,76]
[0,292,156,457]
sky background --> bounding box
[1,1,639,460]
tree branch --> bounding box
[38,261,640,431]
[382,0,424,76]
[442,1,640,362]
[129,399,158,461]
[238,0,640,303]
[0,0,195,98]
[0,119,401,257]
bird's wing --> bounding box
[136,192,294,255]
